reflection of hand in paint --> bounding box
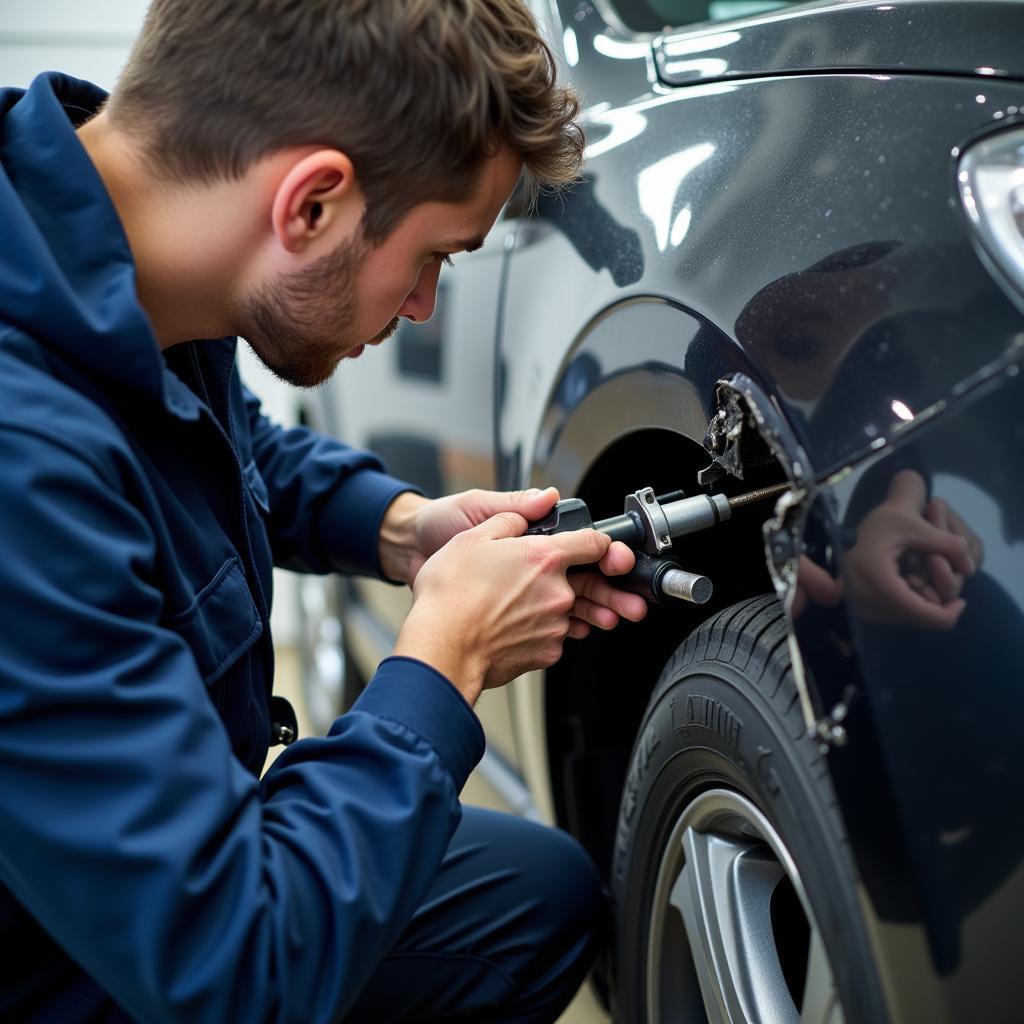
[792,554,843,618]
[794,471,981,629]
[901,495,984,607]
[845,470,977,630]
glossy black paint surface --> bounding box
[493,0,1024,1017]
[654,0,1024,86]
[794,361,1024,1019]
[502,70,1024,482]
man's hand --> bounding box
[844,470,977,630]
[393,510,645,704]
[380,487,646,636]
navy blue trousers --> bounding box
[345,807,605,1023]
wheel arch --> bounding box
[530,424,788,882]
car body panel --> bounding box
[652,0,1024,87]
[791,360,1024,1021]
[500,71,1024,489]
[498,8,1024,1016]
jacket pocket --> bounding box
[165,557,263,685]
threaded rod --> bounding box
[727,483,790,510]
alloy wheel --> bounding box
[646,788,845,1024]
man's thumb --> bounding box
[509,487,560,520]
[472,511,529,541]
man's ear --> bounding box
[271,149,362,253]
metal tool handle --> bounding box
[525,498,594,536]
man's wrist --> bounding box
[394,616,486,706]
[378,491,431,585]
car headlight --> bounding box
[958,126,1024,303]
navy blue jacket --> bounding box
[0,73,485,1022]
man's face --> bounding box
[240,147,523,388]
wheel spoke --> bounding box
[671,827,796,1023]
[799,928,844,1024]
[648,791,847,1024]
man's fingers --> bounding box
[571,571,648,622]
[570,595,618,631]
[506,487,560,520]
[467,487,560,526]
[547,528,612,569]
[598,540,635,577]
[567,618,591,641]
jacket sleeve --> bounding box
[0,423,484,1024]
[241,385,421,578]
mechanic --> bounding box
[0,2,650,1021]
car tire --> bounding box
[611,595,885,1024]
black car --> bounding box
[294,1,1024,1020]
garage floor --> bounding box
[269,649,606,1024]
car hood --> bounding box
[655,0,1024,87]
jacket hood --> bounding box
[0,72,179,410]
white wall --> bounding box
[1,1,300,642]
[1,1,145,89]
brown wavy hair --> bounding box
[107,0,583,240]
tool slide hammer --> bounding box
[526,484,789,607]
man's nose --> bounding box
[398,260,441,324]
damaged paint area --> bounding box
[701,341,1024,749]
[699,374,812,489]
[698,374,827,742]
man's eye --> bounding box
[433,252,455,268]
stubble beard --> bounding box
[240,234,399,389]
